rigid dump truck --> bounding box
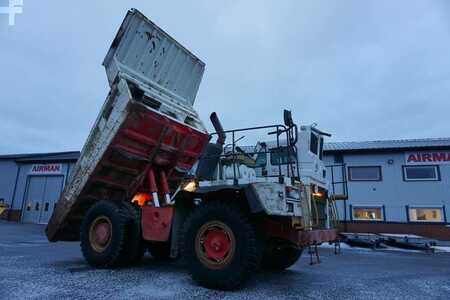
[46,8,339,290]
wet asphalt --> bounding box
[1,221,449,299]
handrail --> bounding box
[203,123,300,183]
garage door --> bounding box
[22,175,64,224]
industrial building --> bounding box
[324,138,450,240]
[1,137,449,240]
[0,152,79,223]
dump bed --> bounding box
[103,8,205,107]
[46,9,209,242]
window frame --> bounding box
[402,165,440,182]
[350,205,385,222]
[406,205,446,223]
[348,166,382,182]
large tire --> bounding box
[80,201,129,268]
[119,202,145,265]
[261,242,303,271]
[180,201,259,290]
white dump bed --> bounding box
[103,8,205,108]
[46,9,209,242]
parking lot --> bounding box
[0,222,449,299]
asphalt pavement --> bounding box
[1,221,449,299]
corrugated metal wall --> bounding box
[0,160,19,207]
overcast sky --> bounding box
[1,0,449,154]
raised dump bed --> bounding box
[103,8,205,109]
[46,9,209,242]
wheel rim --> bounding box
[195,220,236,269]
[89,216,112,253]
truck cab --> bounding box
[189,110,338,232]
[249,125,329,188]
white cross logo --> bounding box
[0,0,23,26]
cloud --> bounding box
[0,0,449,154]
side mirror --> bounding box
[283,109,294,127]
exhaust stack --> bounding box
[210,112,226,145]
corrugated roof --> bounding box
[324,138,450,152]
[0,151,80,162]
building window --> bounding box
[352,206,384,221]
[348,166,382,181]
[408,207,444,222]
[403,165,440,181]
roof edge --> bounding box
[0,151,81,161]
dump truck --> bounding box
[46,8,339,290]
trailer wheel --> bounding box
[80,201,128,268]
[181,201,259,290]
[261,242,303,271]
[119,202,145,265]
[149,242,171,260]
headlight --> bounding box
[182,180,197,192]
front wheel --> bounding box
[181,201,259,290]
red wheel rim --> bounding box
[195,221,235,269]
[89,216,112,252]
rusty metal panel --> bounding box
[103,8,205,107]
[46,79,209,242]
[141,206,174,242]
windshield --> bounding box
[270,146,297,165]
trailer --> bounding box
[379,233,437,252]
[46,8,339,290]
[340,232,385,249]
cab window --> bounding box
[254,151,267,168]
[319,136,324,160]
[310,133,318,155]
[270,146,297,165]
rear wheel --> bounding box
[119,202,145,265]
[80,201,128,268]
[261,241,303,271]
[181,201,259,290]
